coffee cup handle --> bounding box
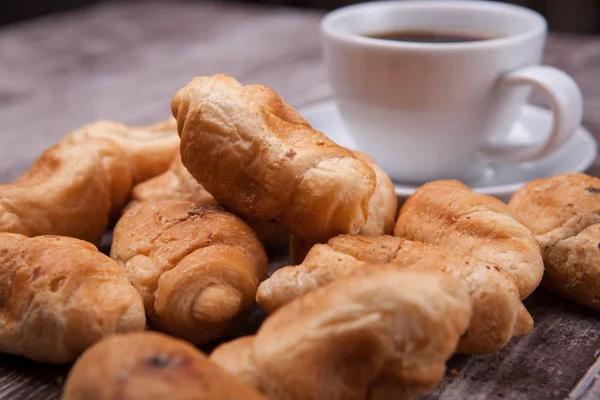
[478,65,583,162]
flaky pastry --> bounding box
[111,199,268,344]
[131,153,289,248]
[394,180,543,299]
[0,119,178,243]
[258,234,531,353]
[212,267,472,400]
[63,332,266,400]
[172,73,377,243]
[509,173,600,309]
[0,233,144,363]
[289,150,398,263]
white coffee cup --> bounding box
[321,0,583,183]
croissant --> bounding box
[509,173,600,309]
[394,180,543,299]
[257,234,531,353]
[111,199,268,344]
[0,140,121,244]
[0,233,145,364]
[289,150,397,263]
[172,73,377,243]
[131,153,290,248]
[64,118,179,186]
[0,119,178,244]
[63,332,267,400]
[212,267,472,400]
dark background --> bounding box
[1,0,599,33]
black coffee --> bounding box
[366,29,498,43]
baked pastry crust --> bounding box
[63,332,266,400]
[258,234,531,353]
[289,150,398,263]
[0,119,178,244]
[213,267,472,400]
[64,118,179,186]
[509,173,600,309]
[352,151,398,236]
[394,180,543,299]
[132,153,218,207]
[111,199,268,344]
[131,153,289,248]
[0,140,119,244]
[0,233,145,363]
[172,74,377,243]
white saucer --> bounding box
[299,100,597,203]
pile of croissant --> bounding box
[0,73,598,400]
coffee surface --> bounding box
[366,29,499,43]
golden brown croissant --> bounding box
[64,118,179,186]
[394,180,543,299]
[0,233,145,363]
[212,267,472,400]
[172,73,377,243]
[289,150,397,263]
[0,140,122,244]
[0,119,178,244]
[257,234,530,353]
[63,332,267,400]
[111,199,268,344]
[509,173,600,309]
[131,153,290,248]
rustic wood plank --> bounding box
[0,356,66,400]
[568,356,600,399]
[425,290,600,400]
[0,1,329,182]
[0,1,599,400]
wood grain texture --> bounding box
[426,290,600,400]
[0,1,599,399]
[569,356,600,399]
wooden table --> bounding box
[0,1,599,399]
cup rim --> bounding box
[321,0,547,52]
